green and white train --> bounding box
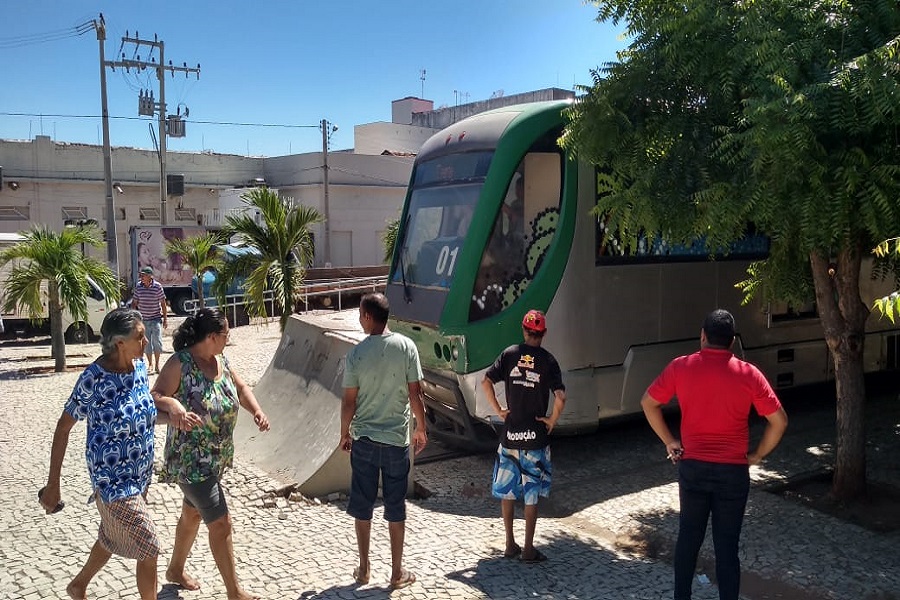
[385,100,899,446]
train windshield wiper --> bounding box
[398,215,412,303]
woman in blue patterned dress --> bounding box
[40,308,190,600]
[151,307,269,600]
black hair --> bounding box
[100,308,144,356]
[173,307,228,351]
[360,293,390,324]
[703,309,736,348]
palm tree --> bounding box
[164,232,226,310]
[0,224,119,371]
[217,187,323,331]
[383,217,400,263]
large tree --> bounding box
[0,225,119,371]
[217,187,323,331]
[565,0,900,500]
[164,232,225,310]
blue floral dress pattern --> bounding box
[159,350,239,484]
[65,359,156,503]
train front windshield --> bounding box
[395,151,493,289]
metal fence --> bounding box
[298,275,386,311]
[182,275,387,321]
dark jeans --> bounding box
[674,459,750,600]
[347,436,410,522]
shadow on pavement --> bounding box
[415,376,900,523]
[296,582,395,599]
[445,531,666,600]
[157,583,185,599]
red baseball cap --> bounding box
[522,309,547,333]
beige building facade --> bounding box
[0,134,414,280]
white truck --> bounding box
[0,232,112,343]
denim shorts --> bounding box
[178,476,228,524]
[347,436,410,522]
[144,318,163,354]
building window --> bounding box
[0,206,30,220]
[139,207,160,221]
[62,206,89,221]
[174,207,196,222]
[103,206,127,220]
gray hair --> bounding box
[99,308,144,356]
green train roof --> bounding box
[415,100,573,161]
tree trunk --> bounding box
[280,265,293,332]
[809,246,869,501]
[48,282,67,373]
[198,269,206,309]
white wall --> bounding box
[1,137,414,272]
[353,122,436,156]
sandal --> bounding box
[390,569,416,590]
[352,562,369,585]
[503,543,522,559]
[520,549,548,564]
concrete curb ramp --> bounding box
[234,311,365,498]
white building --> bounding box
[0,134,414,278]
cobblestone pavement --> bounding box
[1,318,898,599]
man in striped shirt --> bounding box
[131,266,168,373]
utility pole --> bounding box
[107,31,199,225]
[94,14,117,278]
[320,119,333,266]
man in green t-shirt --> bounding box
[340,293,428,590]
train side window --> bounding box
[596,217,770,264]
[469,151,562,321]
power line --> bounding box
[0,20,94,49]
[0,112,320,129]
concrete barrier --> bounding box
[234,310,418,499]
[233,311,367,498]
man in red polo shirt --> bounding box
[641,309,788,600]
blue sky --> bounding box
[1,1,625,157]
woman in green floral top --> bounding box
[151,308,269,600]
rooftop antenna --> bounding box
[420,68,426,98]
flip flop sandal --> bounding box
[503,544,522,559]
[38,487,65,514]
[390,569,416,590]
[352,563,370,585]
[520,549,548,564]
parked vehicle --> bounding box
[192,243,258,305]
[129,225,212,315]
[0,232,111,342]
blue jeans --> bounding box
[674,459,750,600]
[347,436,410,522]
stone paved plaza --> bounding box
[1,318,898,599]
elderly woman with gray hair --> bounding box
[40,308,199,600]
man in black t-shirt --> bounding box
[482,309,566,563]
